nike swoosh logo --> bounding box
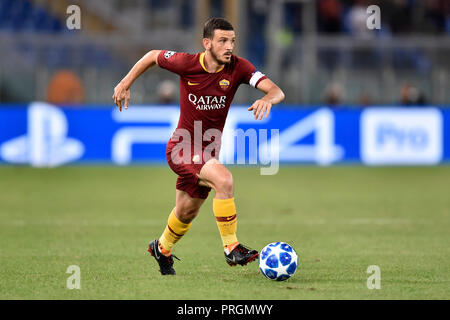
[152,243,160,258]
[188,81,200,86]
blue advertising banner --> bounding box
[0,102,449,167]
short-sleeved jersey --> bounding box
[157,50,267,149]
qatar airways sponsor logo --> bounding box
[188,94,227,110]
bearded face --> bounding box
[206,30,235,64]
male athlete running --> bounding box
[113,18,285,275]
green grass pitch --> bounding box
[0,165,449,299]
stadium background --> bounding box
[0,0,449,300]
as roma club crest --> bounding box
[219,79,230,90]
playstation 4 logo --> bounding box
[0,102,84,167]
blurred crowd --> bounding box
[317,0,450,35]
[2,0,449,35]
[321,81,427,107]
[0,0,449,106]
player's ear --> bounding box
[203,37,211,50]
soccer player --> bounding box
[112,18,285,275]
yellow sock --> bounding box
[213,197,238,251]
[158,208,192,255]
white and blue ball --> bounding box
[259,242,299,281]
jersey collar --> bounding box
[200,51,225,73]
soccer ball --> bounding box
[259,242,299,281]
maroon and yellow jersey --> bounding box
[157,50,267,148]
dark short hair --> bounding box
[203,18,234,39]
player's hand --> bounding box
[112,82,130,112]
[248,98,272,120]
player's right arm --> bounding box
[112,50,162,111]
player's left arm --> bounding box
[248,78,285,120]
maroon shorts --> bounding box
[166,140,212,199]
